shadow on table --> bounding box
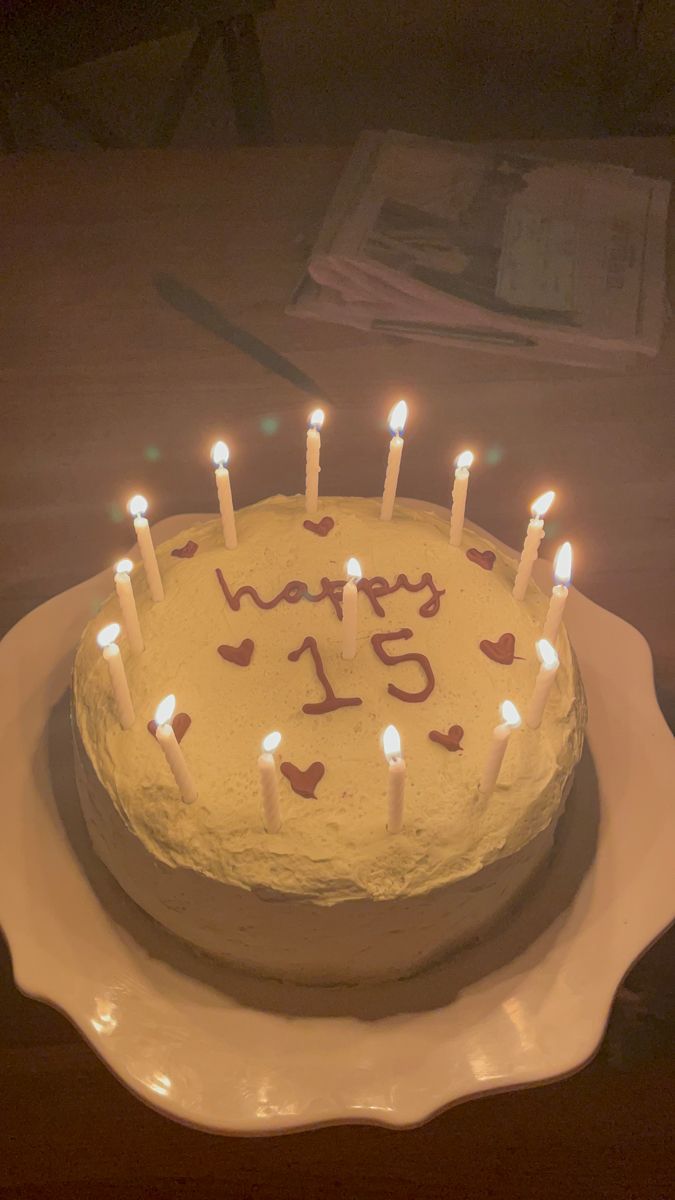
[48,691,599,1021]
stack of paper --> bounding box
[289,131,671,368]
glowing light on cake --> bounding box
[501,700,521,727]
[380,399,408,521]
[305,407,325,514]
[449,449,475,547]
[526,639,560,729]
[97,622,134,729]
[97,622,120,649]
[128,493,164,602]
[532,490,555,519]
[554,540,572,585]
[259,731,282,831]
[479,700,521,798]
[113,558,143,655]
[211,440,237,549]
[155,693,176,726]
[153,693,197,804]
[128,494,147,519]
[342,556,362,660]
[383,723,406,833]
[513,489,556,600]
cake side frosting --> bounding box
[72,496,585,910]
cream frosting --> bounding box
[73,496,585,928]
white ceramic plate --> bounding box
[1,507,673,1134]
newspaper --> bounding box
[289,131,671,368]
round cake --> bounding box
[73,496,586,985]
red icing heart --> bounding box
[147,712,191,742]
[218,638,254,667]
[480,633,517,665]
[466,547,496,571]
[429,724,464,752]
[171,540,199,558]
[303,516,335,537]
[280,760,325,799]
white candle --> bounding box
[543,541,572,644]
[153,694,197,804]
[380,399,408,521]
[479,700,521,798]
[342,556,361,660]
[259,731,282,832]
[526,639,560,729]
[97,623,135,729]
[113,558,144,655]
[211,441,237,549]
[128,494,164,603]
[305,408,324,513]
[383,724,406,833]
[513,490,555,601]
[449,449,474,547]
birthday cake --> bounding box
[72,495,586,985]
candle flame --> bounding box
[536,639,559,671]
[211,440,229,467]
[154,693,176,726]
[115,558,133,575]
[500,700,521,728]
[388,399,408,436]
[96,622,120,649]
[382,723,402,759]
[308,408,324,430]
[262,730,282,754]
[456,449,474,470]
[531,490,555,519]
[346,556,362,580]
[554,541,572,586]
[128,494,148,519]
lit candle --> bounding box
[543,541,572,644]
[525,639,560,729]
[97,623,135,729]
[305,408,324,513]
[113,558,144,655]
[383,724,406,833]
[449,449,474,547]
[259,731,282,832]
[380,399,408,521]
[479,700,521,798]
[342,556,361,659]
[128,495,164,603]
[211,441,237,549]
[153,694,197,804]
[513,490,555,601]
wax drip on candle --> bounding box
[305,408,324,514]
[211,440,237,549]
[342,556,361,659]
[114,558,144,655]
[525,638,560,729]
[543,541,572,644]
[97,622,135,729]
[479,700,521,798]
[383,723,406,834]
[380,399,408,521]
[153,693,197,804]
[128,493,164,602]
[449,449,474,547]
[512,490,555,601]
[259,731,282,832]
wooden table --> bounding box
[1,140,673,1197]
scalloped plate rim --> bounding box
[0,501,673,1134]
